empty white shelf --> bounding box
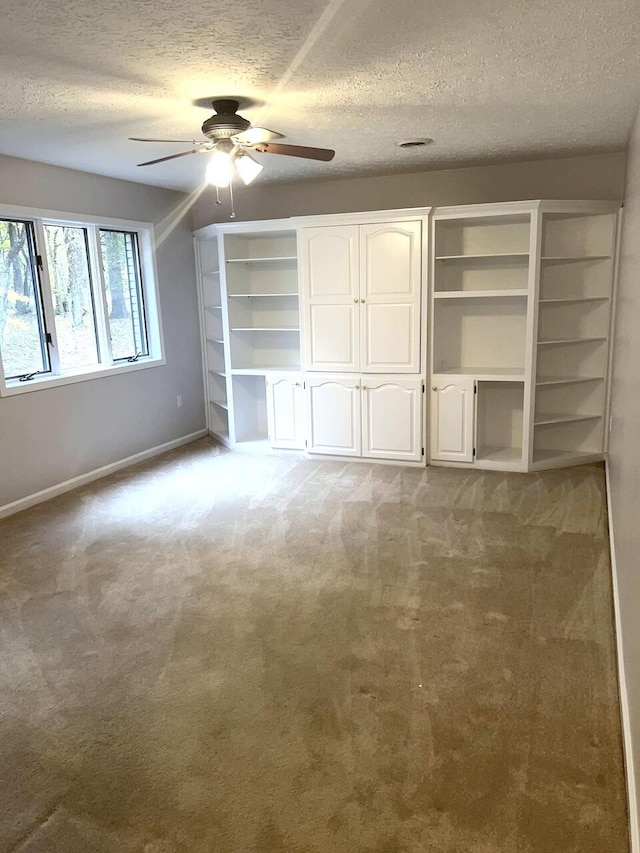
[476,446,523,463]
[231,366,301,376]
[226,256,297,263]
[537,337,606,346]
[437,366,525,379]
[535,375,603,386]
[538,296,609,304]
[210,399,229,411]
[206,337,225,345]
[228,292,299,298]
[435,253,529,261]
[534,413,602,426]
[540,255,612,261]
[434,289,528,299]
[230,327,300,332]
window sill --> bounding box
[0,356,165,397]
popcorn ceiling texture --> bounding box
[0,0,639,190]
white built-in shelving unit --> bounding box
[429,200,620,472]
[194,220,303,447]
[195,200,619,471]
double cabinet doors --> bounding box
[302,221,422,373]
[306,375,423,462]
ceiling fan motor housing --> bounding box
[201,99,251,140]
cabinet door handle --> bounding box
[432,386,438,391]
[294,382,301,387]
[360,298,366,303]
[353,298,358,303]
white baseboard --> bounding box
[605,461,639,852]
[0,429,208,520]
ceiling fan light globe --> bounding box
[235,152,263,185]
[206,149,233,188]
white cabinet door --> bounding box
[301,226,360,372]
[362,377,423,462]
[430,376,475,463]
[360,221,422,373]
[266,375,305,450]
[306,375,361,456]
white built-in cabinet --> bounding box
[429,200,620,471]
[301,220,422,373]
[306,375,423,462]
[194,200,620,471]
[299,213,427,466]
[266,374,305,450]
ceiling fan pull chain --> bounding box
[215,185,221,206]
[228,179,236,219]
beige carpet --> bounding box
[0,439,628,852]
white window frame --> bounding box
[0,204,165,397]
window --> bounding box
[0,207,163,395]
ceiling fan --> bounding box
[130,98,335,189]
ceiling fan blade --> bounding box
[130,137,209,144]
[254,142,335,162]
[137,149,206,167]
[232,127,285,145]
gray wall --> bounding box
[0,155,205,507]
[193,151,627,228]
[609,111,640,842]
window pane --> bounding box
[44,225,99,370]
[100,230,148,360]
[0,219,50,379]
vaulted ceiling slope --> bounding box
[1,0,639,191]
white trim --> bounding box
[0,355,165,397]
[0,430,208,520]
[605,460,639,853]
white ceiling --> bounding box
[1,0,640,192]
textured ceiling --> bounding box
[0,0,640,191]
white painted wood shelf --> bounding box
[430,200,620,472]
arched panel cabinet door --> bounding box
[430,376,475,463]
[360,221,422,373]
[361,377,423,462]
[300,226,360,372]
[266,374,305,450]
[305,375,361,456]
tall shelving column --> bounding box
[429,204,534,470]
[222,224,301,443]
[194,231,232,446]
[530,202,620,469]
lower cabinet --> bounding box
[266,374,306,450]
[430,375,526,469]
[429,376,475,463]
[306,374,423,462]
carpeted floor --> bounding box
[0,438,629,852]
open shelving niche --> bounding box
[196,222,302,445]
[531,207,618,469]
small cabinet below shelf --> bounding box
[266,374,305,450]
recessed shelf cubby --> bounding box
[476,381,524,464]
[433,294,527,375]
